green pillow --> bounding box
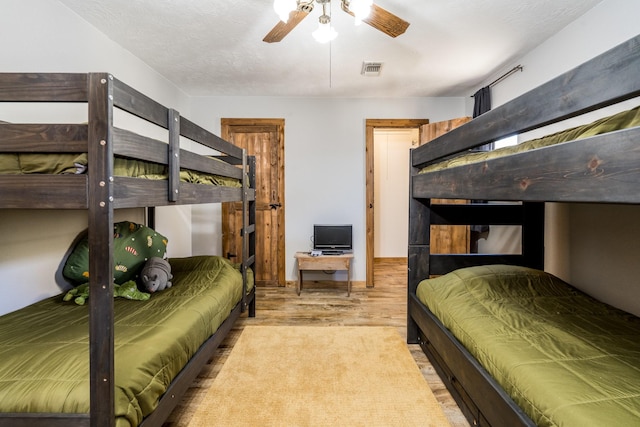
[63,221,168,285]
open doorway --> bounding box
[374,128,418,257]
[365,119,429,287]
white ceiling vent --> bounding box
[361,61,383,76]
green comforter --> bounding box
[0,255,252,427]
[0,154,241,187]
[416,265,640,427]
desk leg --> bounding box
[297,269,302,296]
[347,264,351,297]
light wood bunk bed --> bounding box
[0,72,257,427]
[408,35,640,426]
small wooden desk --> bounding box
[294,252,354,296]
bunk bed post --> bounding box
[147,207,156,230]
[241,149,248,312]
[407,150,431,344]
[242,154,257,317]
[87,73,116,426]
[248,155,257,317]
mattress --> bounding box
[416,265,640,427]
[420,104,640,173]
[0,153,241,187]
[0,255,253,427]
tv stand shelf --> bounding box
[294,252,354,296]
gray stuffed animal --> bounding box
[140,257,173,293]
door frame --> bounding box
[221,118,286,286]
[365,119,429,287]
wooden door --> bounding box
[420,117,472,254]
[221,119,285,286]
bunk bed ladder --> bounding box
[408,201,546,279]
[242,153,257,316]
[407,150,431,343]
[428,201,545,274]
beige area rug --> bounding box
[188,325,451,427]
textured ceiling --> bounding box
[58,0,601,97]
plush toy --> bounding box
[140,257,173,293]
[63,280,150,305]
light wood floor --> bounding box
[163,258,469,426]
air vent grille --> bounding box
[361,61,383,76]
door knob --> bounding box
[269,203,282,209]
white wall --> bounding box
[470,0,640,315]
[188,96,465,283]
[0,0,192,315]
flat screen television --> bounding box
[313,224,352,251]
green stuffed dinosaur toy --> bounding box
[63,280,150,305]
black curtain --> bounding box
[472,86,491,118]
[470,86,492,251]
[473,86,493,151]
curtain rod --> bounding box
[471,65,523,97]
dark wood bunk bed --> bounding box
[0,72,257,427]
[408,35,640,427]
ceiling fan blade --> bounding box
[342,2,410,38]
[263,10,310,43]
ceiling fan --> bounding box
[263,0,410,43]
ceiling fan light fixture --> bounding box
[264,0,409,43]
[312,15,338,43]
[349,0,373,25]
[273,0,297,22]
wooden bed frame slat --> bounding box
[180,116,243,159]
[0,175,88,209]
[111,177,243,208]
[413,127,640,203]
[112,127,242,180]
[430,203,526,225]
[176,182,246,204]
[112,127,168,164]
[112,77,169,129]
[0,123,87,152]
[0,414,90,427]
[179,149,244,179]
